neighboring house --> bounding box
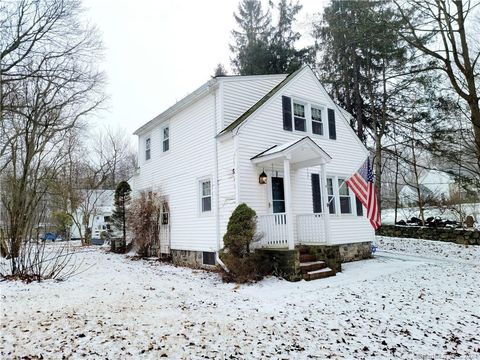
[71,190,115,240]
[399,170,455,205]
[131,66,373,268]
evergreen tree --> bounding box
[112,181,132,243]
[213,63,228,77]
[230,0,313,75]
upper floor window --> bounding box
[311,107,323,135]
[162,126,169,152]
[145,137,151,160]
[200,179,212,213]
[293,102,306,132]
[338,178,352,214]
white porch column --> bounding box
[320,162,331,244]
[283,157,295,250]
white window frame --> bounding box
[199,177,212,214]
[289,97,329,138]
[338,178,353,214]
[292,100,307,133]
[325,175,356,216]
[145,136,151,161]
[311,105,325,136]
[162,124,170,153]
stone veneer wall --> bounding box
[338,242,373,263]
[377,225,480,245]
[256,249,302,281]
[171,249,204,268]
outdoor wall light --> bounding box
[259,170,267,184]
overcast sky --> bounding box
[84,0,327,139]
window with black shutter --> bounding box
[282,96,292,131]
[356,197,364,216]
[328,108,336,139]
[311,173,322,213]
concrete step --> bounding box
[299,253,316,263]
[299,261,326,273]
[303,267,336,281]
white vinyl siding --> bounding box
[222,75,286,129]
[134,94,217,252]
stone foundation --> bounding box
[298,245,342,272]
[256,249,301,281]
[171,249,205,268]
[338,241,372,262]
[377,225,480,245]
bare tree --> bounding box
[395,0,480,172]
[0,0,105,274]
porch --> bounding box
[251,136,332,250]
[257,213,327,248]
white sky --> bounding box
[84,0,328,139]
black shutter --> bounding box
[282,96,292,131]
[328,108,336,139]
[311,173,322,213]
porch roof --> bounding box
[251,136,332,168]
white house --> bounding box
[71,190,115,241]
[399,169,456,205]
[131,66,373,268]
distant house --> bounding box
[70,190,115,241]
[399,170,455,205]
[131,66,373,270]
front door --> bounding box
[271,177,286,213]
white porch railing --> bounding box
[257,213,288,248]
[296,213,326,244]
[257,213,326,248]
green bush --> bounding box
[221,203,265,283]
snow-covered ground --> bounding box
[1,239,479,359]
[382,202,480,225]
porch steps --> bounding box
[304,267,336,281]
[299,261,327,273]
[298,249,336,281]
[299,253,316,263]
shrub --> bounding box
[221,203,264,283]
[128,191,161,257]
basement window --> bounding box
[202,252,215,266]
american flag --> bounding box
[346,158,381,229]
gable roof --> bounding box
[218,67,304,136]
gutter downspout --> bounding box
[211,83,229,273]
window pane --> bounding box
[328,197,335,214]
[146,138,151,149]
[340,197,351,214]
[163,127,169,139]
[202,197,211,212]
[356,197,363,216]
[338,179,349,195]
[293,103,305,117]
[163,139,169,152]
[311,107,322,121]
[294,117,306,131]
[312,121,323,135]
[146,149,151,160]
[327,178,334,195]
[202,181,211,196]
[273,200,285,213]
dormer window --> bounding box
[311,107,323,135]
[145,137,151,160]
[293,102,306,132]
